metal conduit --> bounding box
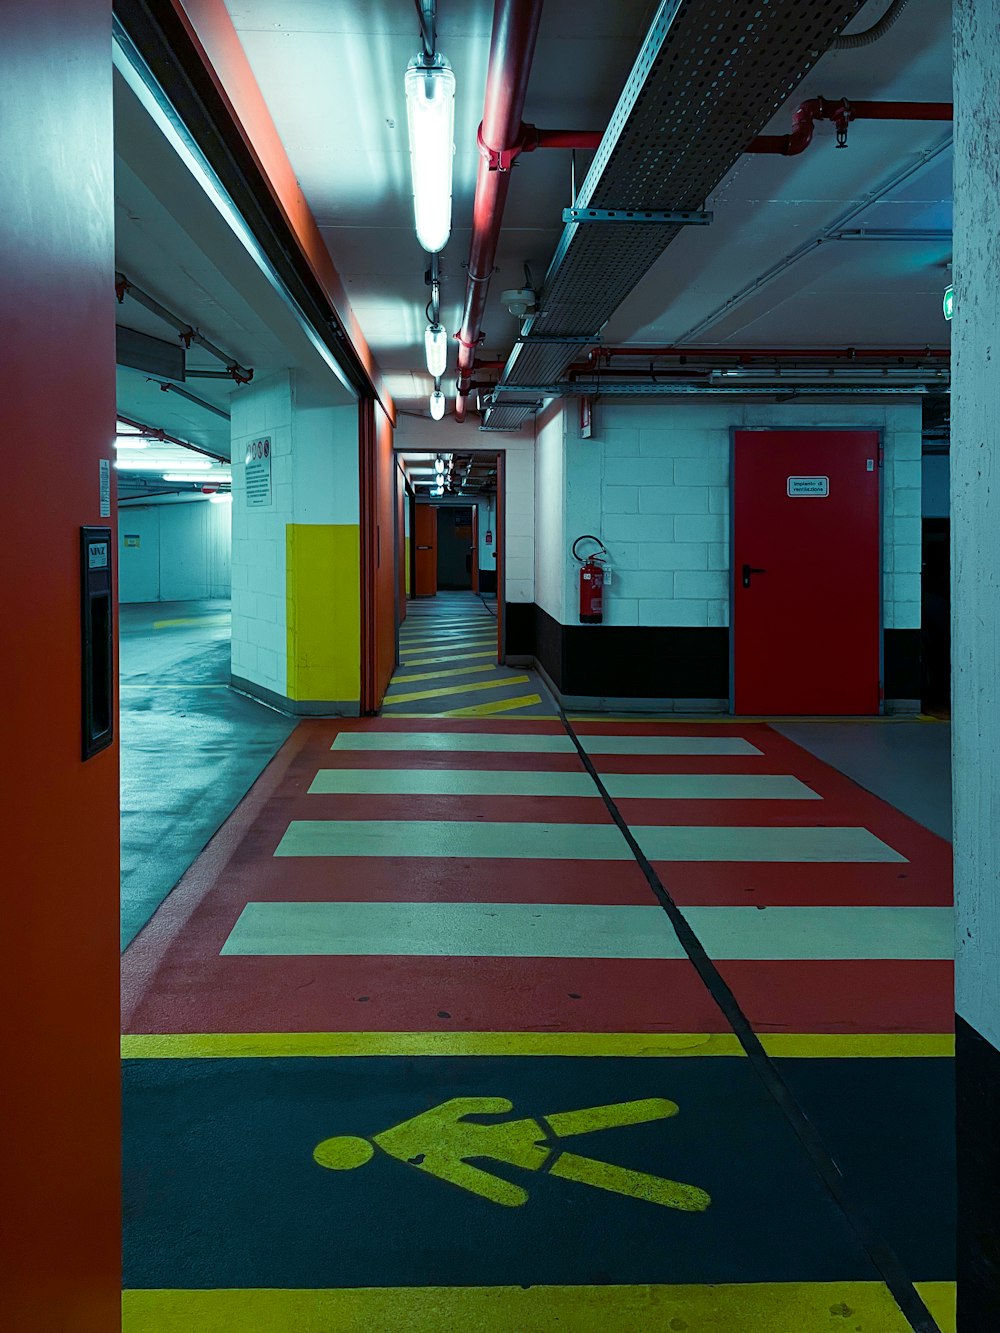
[115,271,253,383]
[482,0,871,430]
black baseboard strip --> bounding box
[957,1015,1000,1329]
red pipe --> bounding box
[454,0,544,422]
[747,97,952,156]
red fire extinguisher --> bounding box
[573,534,608,624]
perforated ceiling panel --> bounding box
[483,0,869,428]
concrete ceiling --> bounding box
[218,0,950,421]
[112,57,356,470]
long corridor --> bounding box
[121,705,955,1331]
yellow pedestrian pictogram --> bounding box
[313,1095,711,1211]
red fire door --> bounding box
[732,430,882,715]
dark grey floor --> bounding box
[120,599,295,950]
[775,720,952,841]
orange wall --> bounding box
[0,2,120,1329]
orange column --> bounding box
[0,3,120,1329]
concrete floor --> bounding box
[119,599,295,949]
[776,721,952,841]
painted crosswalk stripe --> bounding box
[274,819,903,862]
[307,770,819,800]
[331,732,759,755]
[401,650,498,666]
[382,675,531,705]
[391,664,496,684]
[435,694,544,717]
[333,732,577,753]
[221,901,951,960]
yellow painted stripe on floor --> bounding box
[387,711,562,720]
[400,638,496,653]
[151,614,230,629]
[437,693,544,717]
[122,1282,936,1331]
[120,1031,953,1060]
[401,650,497,666]
[383,675,530,705]
[914,1281,957,1333]
[391,664,496,684]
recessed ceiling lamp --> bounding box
[429,389,446,421]
[404,52,455,253]
[425,322,448,377]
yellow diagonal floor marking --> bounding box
[437,693,543,717]
[382,675,530,705]
[391,664,496,684]
[400,637,496,651]
[401,650,497,666]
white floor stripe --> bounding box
[222,901,952,960]
[274,819,903,862]
[308,770,819,800]
[331,732,759,755]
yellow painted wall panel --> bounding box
[286,524,360,702]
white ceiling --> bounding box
[223,0,951,419]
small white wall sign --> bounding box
[245,436,272,507]
[787,476,830,497]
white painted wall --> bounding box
[534,399,922,632]
[953,0,1000,1053]
[230,373,360,700]
[392,416,535,603]
[118,499,231,603]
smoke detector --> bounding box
[501,287,537,318]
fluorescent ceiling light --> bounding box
[434,456,445,473]
[425,323,448,377]
[114,458,211,471]
[404,54,455,253]
[162,472,231,483]
[429,389,446,421]
[114,439,149,450]
[208,492,233,504]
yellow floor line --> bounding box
[383,675,530,705]
[436,693,544,717]
[400,637,496,652]
[401,650,498,666]
[121,1031,954,1060]
[151,614,231,629]
[122,1282,954,1332]
[391,664,496,684]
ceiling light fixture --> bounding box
[429,388,446,421]
[404,52,455,254]
[425,323,448,377]
[434,456,445,473]
[114,458,212,471]
[208,492,233,505]
[162,472,231,483]
[114,439,149,450]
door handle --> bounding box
[742,563,767,589]
[417,545,432,550]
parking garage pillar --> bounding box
[230,371,362,714]
[952,2,1000,1325]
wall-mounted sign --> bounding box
[123,534,141,548]
[245,436,272,507]
[485,530,493,545]
[99,458,111,517]
[943,284,954,321]
[87,540,110,569]
[787,476,829,498]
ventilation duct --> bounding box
[482,0,870,431]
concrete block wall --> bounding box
[230,371,294,699]
[549,399,923,631]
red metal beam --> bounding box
[454,0,544,422]
[747,97,952,156]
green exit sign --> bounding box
[943,284,954,321]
